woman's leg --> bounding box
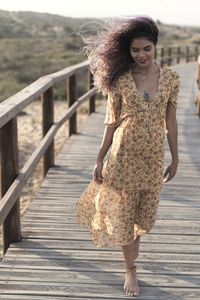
[121,236,140,296]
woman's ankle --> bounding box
[125,263,136,271]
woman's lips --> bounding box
[137,60,148,64]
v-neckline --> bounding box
[130,66,163,103]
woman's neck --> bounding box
[133,62,154,74]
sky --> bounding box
[0,0,200,27]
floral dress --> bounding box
[75,67,180,248]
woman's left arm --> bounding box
[163,102,179,183]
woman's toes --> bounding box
[134,287,140,296]
[123,271,140,297]
[129,289,134,296]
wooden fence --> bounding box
[156,44,199,66]
[0,43,199,256]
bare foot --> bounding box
[123,266,140,297]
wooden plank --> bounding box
[20,227,200,238]
[4,243,200,255]
[1,263,200,276]
[0,271,199,287]
[0,282,199,299]
[7,234,200,247]
[1,260,199,272]
[0,297,84,300]
[0,117,21,253]
[1,251,200,263]
[0,77,53,127]
[42,87,55,176]
[20,219,200,228]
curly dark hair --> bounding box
[78,16,159,95]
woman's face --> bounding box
[130,37,155,68]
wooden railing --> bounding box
[156,44,199,66]
[0,43,199,256]
[0,61,97,254]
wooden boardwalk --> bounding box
[0,62,200,299]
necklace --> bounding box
[139,67,151,81]
[141,71,148,81]
[132,63,153,81]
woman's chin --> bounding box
[136,61,150,68]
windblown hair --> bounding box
[78,16,159,95]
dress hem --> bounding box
[76,219,151,248]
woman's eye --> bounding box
[131,47,151,53]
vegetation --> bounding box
[0,10,200,102]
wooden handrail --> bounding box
[0,44,199,255]
[0,61,88,128]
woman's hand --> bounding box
[93,160,104,184]
[163,160,179,183]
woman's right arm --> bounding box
[93,126,117,184]
[94,83,122,184]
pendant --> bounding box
[143,91,150,101]
[142,75,146,81]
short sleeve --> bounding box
[168,71,180,109]
[103,87,122,127]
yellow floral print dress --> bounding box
[75,67,180,248]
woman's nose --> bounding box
[137,51,146,58]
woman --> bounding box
[76,16,180,297]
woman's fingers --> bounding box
[97,168,103,180]
[93,166,103,184]
[163,165,176,183]
[163,166,169,183]
[96,167,103,184]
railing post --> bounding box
[0,117,21,254]
[195,45,199,61]
[177,46,181,64]
[197,55,200,89]
[160,47,164,67]
[42,87,54,177]
[67,74,77,137]
[186,46,190,63]
[168,47,172,66]
[88,71,95,114]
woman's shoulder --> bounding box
[162,66,180,81]
[116,69,131,87]
[111,70,130,92]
